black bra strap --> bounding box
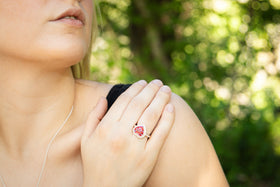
[106,84,131,111]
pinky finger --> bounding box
[146,103,175,156]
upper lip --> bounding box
[53,8,86,24]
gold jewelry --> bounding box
[0,105,74,187]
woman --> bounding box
[0,0,228,186]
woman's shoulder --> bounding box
[74,79,228,185]
[75,79,113,98]
[145,93,229,186]
[72,79,114,125]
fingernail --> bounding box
[151,79,163,86]
[160,85,171,93]
[165,104,174,113]
[137,80,147,86]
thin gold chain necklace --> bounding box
[0,105,74,187]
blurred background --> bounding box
[90,0,280,186]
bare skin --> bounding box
[0,0,229,186]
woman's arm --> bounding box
[144,93,229,187]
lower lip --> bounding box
[52,18,84,27]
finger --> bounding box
[82,97,108,141]
[137,85,171,136]
[120,79,163,127]
[145,103,175,156]
[103,80,147,122]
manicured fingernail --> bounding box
[151,79,163,86]
[160,85,171,93]
[165,104,174,113]
[137,80,147,86]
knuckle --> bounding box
[129,97,144,109]
[109,134,128,153]
[142,80,163,95]
[144,108,160,121]
[134,80,147,88]
[96,126,130,154]
[122,82,145,97]
[148,83,162,93]
[119,91,133,101]
[162,113,172,121]
[96,126,110,138]
[163,106,175,119]
[156,91,170,103]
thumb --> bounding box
[82,97,108,141]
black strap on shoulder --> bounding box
[106,84,131,111]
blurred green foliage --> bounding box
[90,0,280,186]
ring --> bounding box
[132,125,150,139]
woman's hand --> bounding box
[81,80,175,187]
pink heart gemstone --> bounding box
[133,125,146,138]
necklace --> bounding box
[0,105,74,187]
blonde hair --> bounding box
[71,2,98,80]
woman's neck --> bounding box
[0,59,76,157]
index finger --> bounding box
[103,80,147,122]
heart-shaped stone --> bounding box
[133,125,146,138]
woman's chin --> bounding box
[36,44,88,68]
[32,36,89,64]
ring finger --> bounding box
[132,85,171,141]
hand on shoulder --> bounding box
[80,80,175,187]
[76,79,228,187]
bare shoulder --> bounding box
[71,79,113,125]
[75,79,113,97]
[145,93,229,187]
